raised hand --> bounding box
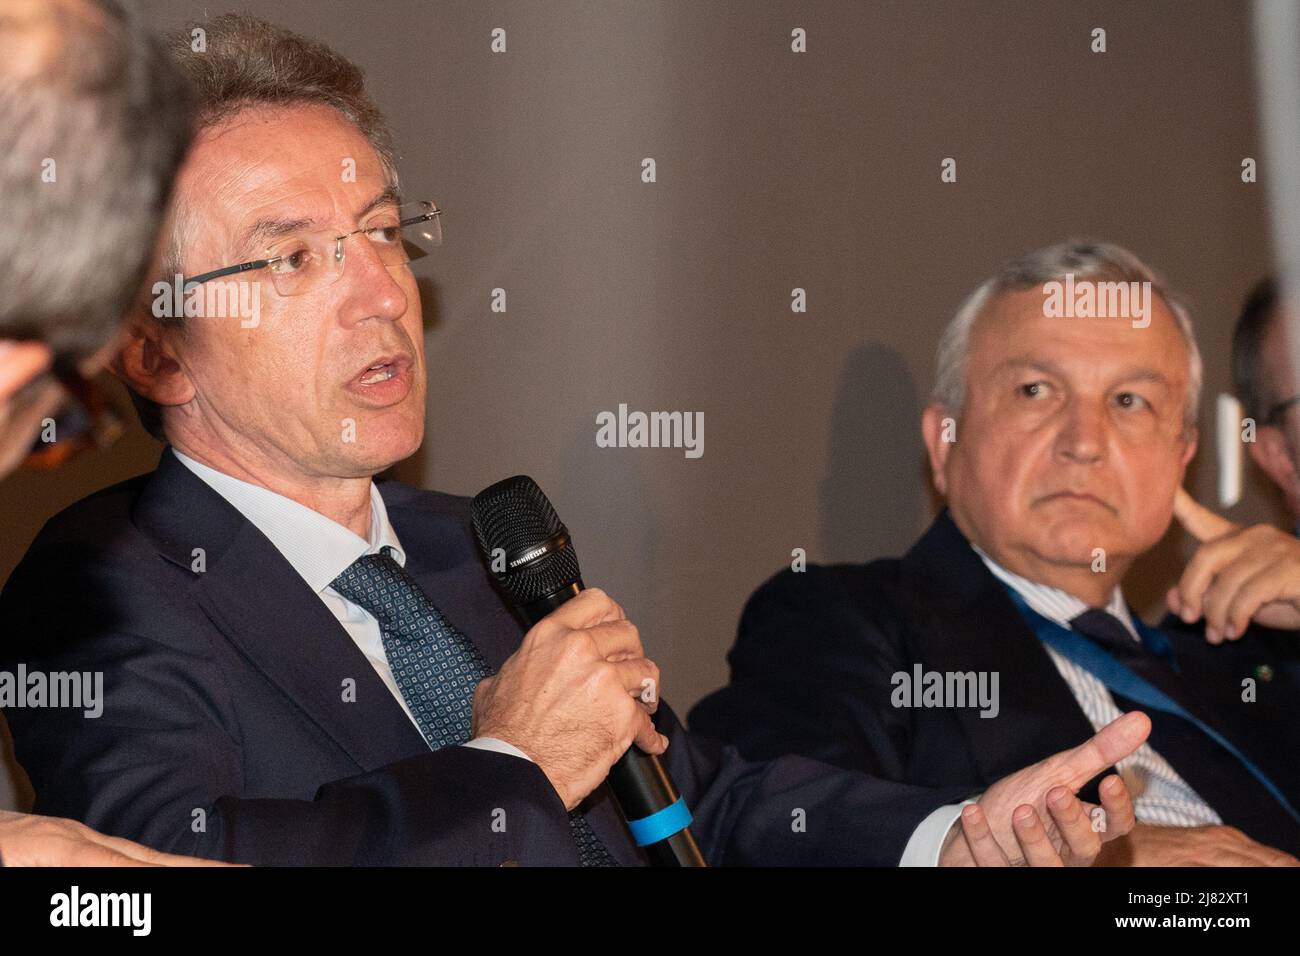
[1168,486,1300,641]
[940,712,1148,866]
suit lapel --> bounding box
[134,454,675,863]
[1161,622,1300,799]
[133,450,429,772]
[898,511,1102,786]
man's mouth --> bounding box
[351,353,412,384]
[359,362,397,385]
[345,353,415,405]
[1035,490,1118,514]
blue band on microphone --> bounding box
[626,796,693,846]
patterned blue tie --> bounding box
[331,546,615,865]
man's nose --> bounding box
[1054,399,1107,465]
[334,237,408,326]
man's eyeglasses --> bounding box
[20,202,441,469]
[183,199,442,298]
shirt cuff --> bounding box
[462,736,534,763]
[899,799,978,866]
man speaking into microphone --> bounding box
[1,13,1147,866]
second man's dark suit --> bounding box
[690,510,1300,854]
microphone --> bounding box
[471,475,708,867]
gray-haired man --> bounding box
[693,241,1300,866]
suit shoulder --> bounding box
[376,482,482,563]
[0,469,192,657]
[733,558,907,662]
[743,557,903,616]
[11,471,152,563]
[377,481,472,520]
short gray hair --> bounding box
[0,0,191,358]
[933,240,1203,430]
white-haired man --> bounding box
[694,241,1300,865]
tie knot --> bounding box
[330,546,409,621]
[1070,608,1138,654]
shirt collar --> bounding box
[970,543,1138,640]
[171,447,406,594]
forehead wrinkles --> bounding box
[185,110,390,256]
[201,167,389,266]
[972,292,1186,382]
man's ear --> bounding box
[1180,424,1198,468]
[111,314,194,409]
[1249,425,1300,505]
[921,403,955,497]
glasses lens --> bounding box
[399,200,442,250]
[261,201,441,297]
[365,201,442,270]
[264,236,330,297]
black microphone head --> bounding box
[471,475,582,605]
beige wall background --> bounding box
[1,1,1286,810]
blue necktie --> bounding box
[1005,586,1300,830]
[1067,609,1300,834]
[331,546,616,865]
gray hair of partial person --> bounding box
[932,241,1203,432]
[0,0,192,358]
[127,12,399,441]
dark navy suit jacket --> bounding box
[691,510,1300,854]
[0,450,971,865]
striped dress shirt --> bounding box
[973,546,1220,828]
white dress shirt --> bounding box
[172,448,530,763]
[899,545,1218,866]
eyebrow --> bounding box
[1114,368,1173,389]
[236,186,402,256]
[994,357,1174,390]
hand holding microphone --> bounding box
[471,587,668,811]
[472,475,707,866]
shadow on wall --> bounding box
[819,343,926,563]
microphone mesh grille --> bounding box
[471,475,582,605]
